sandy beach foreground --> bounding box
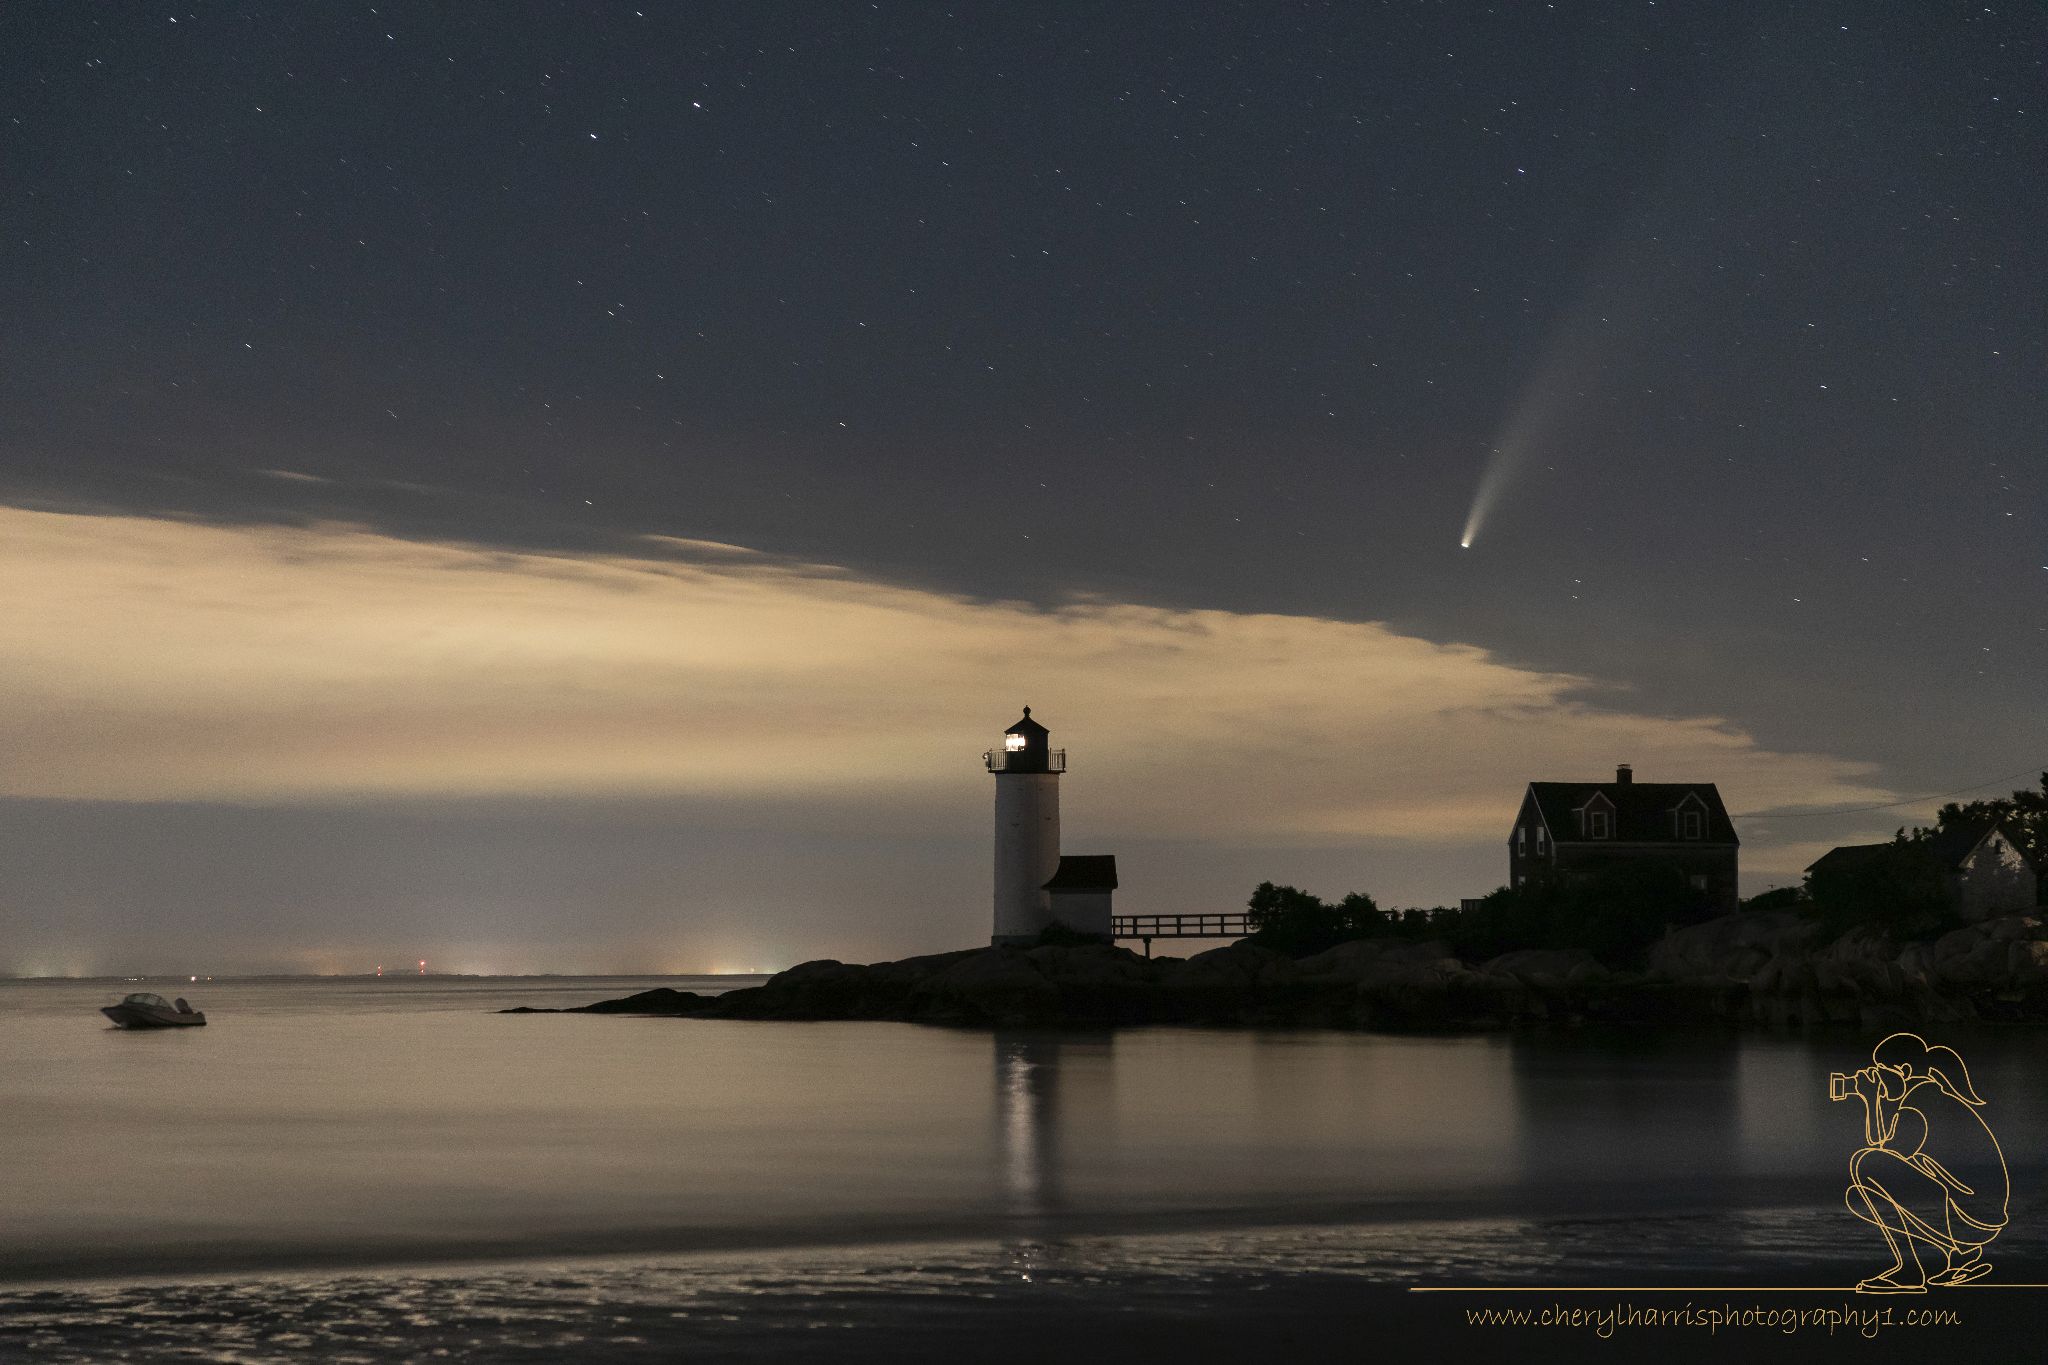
[2,1213,2043,1364]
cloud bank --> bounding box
[4,505,1887,850]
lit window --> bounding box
[1004,733,1027,752]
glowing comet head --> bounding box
[1459,438,1517,550]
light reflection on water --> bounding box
[1,976,2043,1284]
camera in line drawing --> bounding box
[1833,1032,2009,1294]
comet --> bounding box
[1459,293,1631,548]
[1460,202,1675,548]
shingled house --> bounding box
[1508,765,1741,913]
[1806,822,2042,921]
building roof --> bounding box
[1805,842,1890,876]
[1925,822,2023,863]
[1043,854,1118,892]
[1005,706,1048,737]
[1991,821,2045,871]
[1525,780,1739,845]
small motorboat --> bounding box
[100,991,207,1028]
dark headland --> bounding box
[507,906,2048,1030]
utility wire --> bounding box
[1735,764,2048,822]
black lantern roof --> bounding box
[1004,706,1049,737]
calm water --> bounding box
[3,976,2045,1359]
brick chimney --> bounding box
[1616,763,1633,784]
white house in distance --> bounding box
[984,707,1117,946]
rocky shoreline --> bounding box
[505,908,2048,1030]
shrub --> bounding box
[1244,882,1389,956]
[1442,862,1713,968]
[1031,921,1112,948]
[1740,886,1805,914]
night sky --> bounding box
[3,3,2043,974]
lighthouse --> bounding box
[985,707,1065,946]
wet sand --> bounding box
[3,1214,2043,1364]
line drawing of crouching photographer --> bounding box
[1834,1031,2008,1293]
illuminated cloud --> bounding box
[0,506,1890,844]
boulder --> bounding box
[703,959,890,1019]
[1174,940,1301,988]
[2010,940,2048,984]
[1479,948,1607,990]
[1293,938,1398,981]
[1356,954,1525,1029]
[1035,944,1165,1019]
[1984,913,2044,942]
[1813,926,1904,999]
[1295,939,1455,985]
[863,948,984,984]
[1025,942,1157,988]
[1648,910,1819,984]
[907,948,1060,1024]
[1354,944,1469,991]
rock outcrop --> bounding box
[533,910,2048,1030]
[500,986,711,1016]
[1646,909,2048,1028]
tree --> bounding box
[1935,773,2048,868]
[1740,885,1805,914]
[1547,859,1715,963]
[1442,862,1712,967]
[1244,882,1388,955]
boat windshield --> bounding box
[121,992,172,1009]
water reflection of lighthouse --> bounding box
[993,1032,1113,1218]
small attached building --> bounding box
[1509,764,1741,914]
[1041,854,1117,939]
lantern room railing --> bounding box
[984,748,1067,773]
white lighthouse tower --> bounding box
[986,707,1064,946]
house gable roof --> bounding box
[1928,820,2043,873]
[1043,854,1118,892]
[1805,842,1890,876]
[1526,781,1739,845]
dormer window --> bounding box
[1587,809,1611,839]
[1681,810,1703,840]
[1004,733,1028,752]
